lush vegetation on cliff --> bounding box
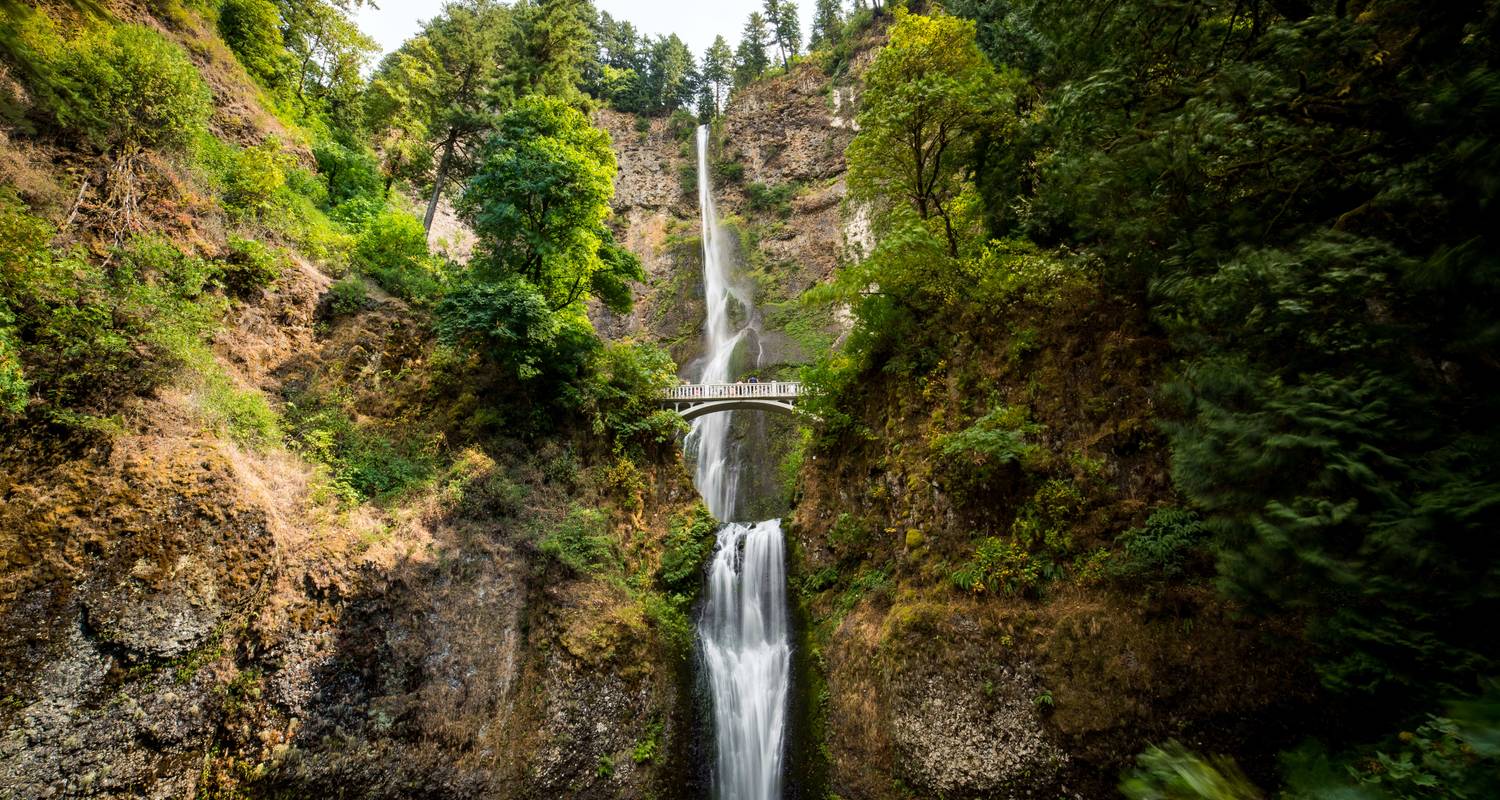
[805,1,1500,796]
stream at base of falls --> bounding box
[688,123,792,800]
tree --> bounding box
[847,9,1010,257]
[701,35,732,114]
[735,12,772,85]
[273,0,376,120]
[811,0,844,51]
[514,0,593,97]
[371,0,514,231]
[460,95,641,313]
[765,0,802,69]
[642,34,697,114]
[363,39,437,192]
[219,0,288,88]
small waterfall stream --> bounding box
[689,124,792,800]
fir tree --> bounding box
[735,12,772,85]
[701,35,732,114]
[811,0,843,50]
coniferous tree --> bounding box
[373,0,514,231]
[811,0,843,50]
[735,12,772,85]
[514,0,593,97]
[764,0,802,69]
[701,35,732,114]
[642,34,696,113]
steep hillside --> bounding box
[0,3,711,798]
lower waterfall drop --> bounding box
[689,123,791,800]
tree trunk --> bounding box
[424,131,458,233]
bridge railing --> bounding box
[663,381,802,401]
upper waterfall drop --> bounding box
[687,123,761,520]
[689,124,792,800]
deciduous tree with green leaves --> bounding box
[459,95,641,313]
[847,9,1013,257]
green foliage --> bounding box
[351,208,447,305]
[313,139,384,208]
[827,512,872,558]
[199,366,280,446]
[219,236,284,297]
[540,505,616,574]
[931,0,1500,706]
[713,158,745,184]
[667,108,697,142]
[0,322,28,415]
[327,274,368,315]
[676,162,698,195]
[436,276,597,386]
[577,338,685,450]
[1283,685,1500,800]
[50,24,211,153]
[284,396,433,503]
[640,590,695,655]
[934,404,1040,474]
[631,721,663,764]
[835,567,888,615]
[745,181,796,217]
[848,8,1014,257]
[1112,508,1206,584]
[0,201,224,419]
[1119,741,1262,800]
[1010,478,1083,557]
[657,504,717,594]
[224,139,289,214]
[461,95,625,312]
[950,536,1043,597]
[218,0,287,87]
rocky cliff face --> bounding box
[0,245,706,798]
[0,5,703,798]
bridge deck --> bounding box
[662,382,802,402]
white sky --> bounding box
[354,0,819,63]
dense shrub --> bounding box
[579,339,685,452]
[712,158,745,184]
[223,140,288,215]
[283,397,433,502]
[0,209,224,419]
[326,274,368,315]
[667,108,697,143]
[313,140,384,207]
[657,504,717,594]
[436,277,598,386]
[745,181,796,216]
[950,536,1044,597]
[540,506,616,574]
[218,0,287,87]
[1111,508,1206,584]
[351,208,446,304]
[218,236,284,297]
[53,24,211,153]
[0,322,27,415]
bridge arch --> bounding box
[660,381,802,420]
[674,398,797,421]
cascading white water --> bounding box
[700,520,791,800]
[690,124,791,800]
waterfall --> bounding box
[690,124,791,800]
